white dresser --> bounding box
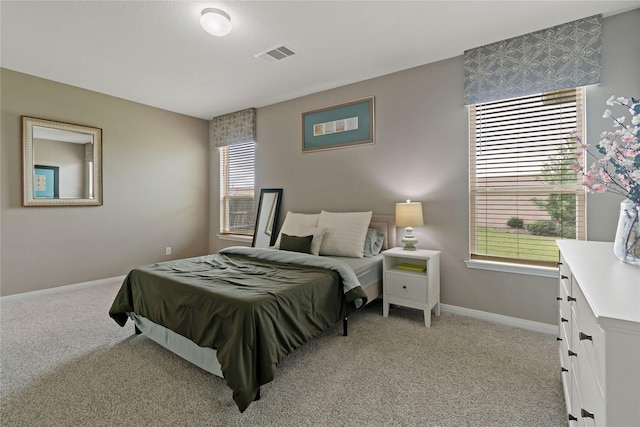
[557,240,640,426]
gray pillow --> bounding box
[363,228,384,257]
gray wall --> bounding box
[211,10,639,325]
[2,10,637,323]
[1,69,210,296]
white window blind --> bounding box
[220,141,256,235]
[469,88,586,267]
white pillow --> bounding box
[274,212,320,248]
[317,210,372,258]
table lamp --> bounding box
[396,200,424,251]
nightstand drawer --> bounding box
[385,272,426,301]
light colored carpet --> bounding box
[0,281,566,426]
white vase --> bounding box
[613,199,640,265]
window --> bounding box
[220,141,256,235]
[469,88,586,267]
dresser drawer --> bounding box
[572,350,604,426]
[559,321,570,370]
[385,272,426,301]
[559,255,572,290]
[570,368,596,427]
[559,277,572,325]
[572,285,605,394]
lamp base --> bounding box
[401,227,418,251]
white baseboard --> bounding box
[0,275,126,302]
[440,303,558,335]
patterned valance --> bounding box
[210,108,256,148]
[464,15,601,105]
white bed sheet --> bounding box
[324,254,383,288]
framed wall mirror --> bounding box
[22,116,103,206]
[252,188,283,248]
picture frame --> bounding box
[301,96,374,152]
[33,165,60,199]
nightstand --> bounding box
[382,247,441,327]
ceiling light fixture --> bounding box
[200,8,232,37]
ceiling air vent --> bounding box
[255,45,296,62]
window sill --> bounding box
[216,234,253,243]
[464,259,558,278]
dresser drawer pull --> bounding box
[581,409,595,419]
[402,285,407,289]
[568,350,577,357]
[568,414,578,421]
[557,261,563,266]
[579,332,592,341]
[557,337,562,341]
[567,296,576,302]
[556,296,562,301]
[561,317,568,323]
[561,274,568,280]
[561,367,568,373]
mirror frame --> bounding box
[22,116,103,206]
[251,188,283,248]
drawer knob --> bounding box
[557,337,562,341]
[568,350,577,357]
[561,317,568,323]
[556,297,562,301]
[579,332,592,341]
[402,285,407,289]
[561,274,568,280]
[581,409,595,419]
[557,261,563,266]
[567,296,576,302]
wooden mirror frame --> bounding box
[22,116,103,206]
[251,188,283,248]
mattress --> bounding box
[325,254,383,288]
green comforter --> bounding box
[109,247,367,412]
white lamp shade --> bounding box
[200,8,232,37]
[395,201,424,227]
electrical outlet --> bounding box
[165,247,172,256]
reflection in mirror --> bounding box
[252,189,283,248]
[22,116,102,206]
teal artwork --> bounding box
[34,165,59,198]
[302,97,374,152]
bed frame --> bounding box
[131,213,395,402]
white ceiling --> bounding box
[2,1,638,120]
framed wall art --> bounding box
[33,165,60,199]
[301,97,374,152]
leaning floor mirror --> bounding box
[22,116,103,206]
[252,188,283,248]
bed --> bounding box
[109,213,394,412]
